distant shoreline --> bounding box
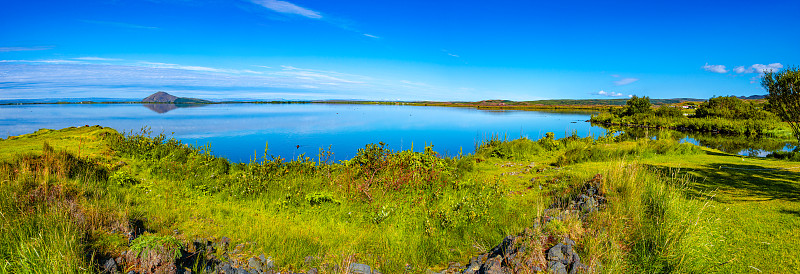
[0,98,711,111]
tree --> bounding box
[762,66,800,144]
[694,96,774,120]
[623,95,652,116]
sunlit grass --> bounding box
[0,126,797,273]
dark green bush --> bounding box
[655,105,684,118]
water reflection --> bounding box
[1,104,606,162]
[595,123,797,156]
[4,103,792,162]
[143,103,207,114]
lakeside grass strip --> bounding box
[1,126,798,272]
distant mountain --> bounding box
[737,95,767,100]
[142,92,212,104]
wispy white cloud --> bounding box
[138,61,226,73]
[702,63,728,73]
[73,57,122,61]
[0,59,462,101]
[594,90,626,97]
[0,46,53,52]
[81,20,158,29]
[442,49,461,58]
[250,0,322,19]
[400,80,431,87]
[0,59,84,64]
[274,65,367,84]
[611,75,638,86]
[363,33,380,39]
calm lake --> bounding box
[1,103,604,162]
[1,103,792,161]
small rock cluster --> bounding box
[558,174,605,215]
[101,235,388,274]
[457,174,606,274]
[545,238,589,274]
[103,174,606,274]
[461,233,542,274]
[101,236,282,274]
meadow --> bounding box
[0,126,798,273]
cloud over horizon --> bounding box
[0,59,458,101]
[595,90,627,97]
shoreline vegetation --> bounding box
[2,126,799,273]
[589,95,791,137]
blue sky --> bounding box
[1,0,798,101]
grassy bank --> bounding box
[1,126,798,273]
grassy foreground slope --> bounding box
[0,126,798,273]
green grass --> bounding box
[638,151,800,273]
[0,126,798,273]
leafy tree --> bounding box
[762,66,800,143]
[694,96,776,120]
[623,95,652,116]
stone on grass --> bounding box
[349,263,372,274]
[547,261,568,274]
[547,243,566,261]
[102,258,118,273]
[248,257,263,271]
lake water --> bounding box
[1,103,605,162]
[3,103,794,161]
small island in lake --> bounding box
[142,91,212,113]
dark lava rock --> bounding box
[102,258,118,273]
[547,243,566,261]
[547,261,568,274]
[462,260,481,274]
[479,256,503,274]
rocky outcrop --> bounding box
[101,174,607,274]
[458,174,606,274]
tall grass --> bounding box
[582,162,717,273]
[0,144,104,273]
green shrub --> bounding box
[109,170,138,186]
[543,219,568,236]
[655,105,684,118]
[305,192,341,206]
[129,234,183,259]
